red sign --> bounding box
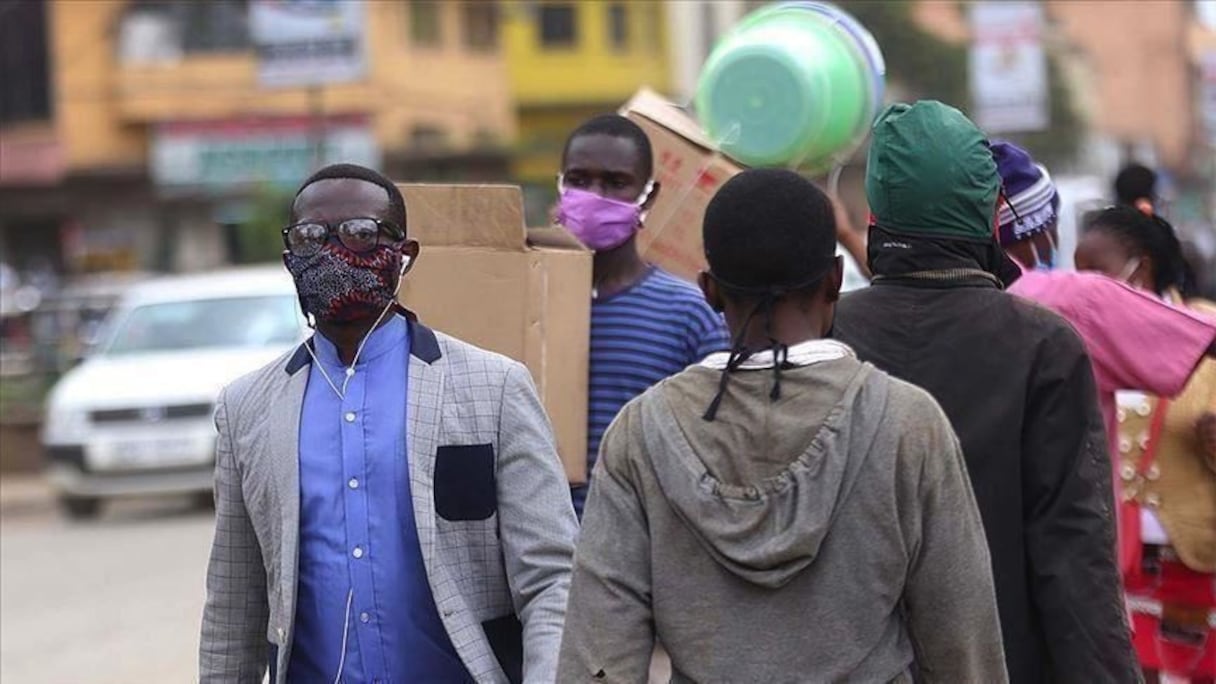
[0,130,64,186]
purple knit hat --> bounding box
[991,141,1060,246]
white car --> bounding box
[41,266,306,519]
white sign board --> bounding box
[969,1,1049,133]
[249,0,366,88]
[151,116,380,190]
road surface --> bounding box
[1,488,212,683]
[0,479,672,683]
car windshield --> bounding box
[103,295,300,355]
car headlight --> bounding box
[42,408,89,444]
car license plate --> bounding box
[89,437,208,471]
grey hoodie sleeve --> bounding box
[557,405,655,683]
[899,393,1009,684]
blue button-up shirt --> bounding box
[288,315,470,683]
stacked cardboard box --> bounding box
[397,183,592,483]
[621,88,746,283]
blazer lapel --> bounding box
[408,353,444,577]
[270,364,307,646]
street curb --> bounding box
[0,476,55,519]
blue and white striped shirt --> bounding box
[572,268,729,516]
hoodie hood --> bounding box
[866,101,999,242]
[641,360,888,588]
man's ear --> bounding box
[698,271,724,312]
[400,239,421,276]
[824,257,844,303]
[642,180,661,211]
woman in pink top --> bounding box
[1076,204,1216,683]
[994,143,1216,682]
[992,143,1216,470]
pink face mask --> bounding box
[556,184,652,251]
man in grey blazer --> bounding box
[199,164,578,683]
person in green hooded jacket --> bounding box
[833,101,1141,684]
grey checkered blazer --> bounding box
[199,318,578,683]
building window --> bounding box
[539,3,577,48]
[411,125,449,150]
[178,0,250,54]
[410,1,442,47]
[462,2,499,51]
[119,8,183,64]
[607,3,628,51]
[0,0,52,123]
[472,128,499,148]
[118,0,250,56]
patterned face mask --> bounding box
[284,243,404,324]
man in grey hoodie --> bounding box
[558,169,1008,683]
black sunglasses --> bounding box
[282,217,405,257]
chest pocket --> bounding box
[434,444,497,521]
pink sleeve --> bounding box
[1072,278,1216,397]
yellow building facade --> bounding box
[500,0,671,222]
[1,0,515,274]
[51,1,514,174]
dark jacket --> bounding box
[835,274,1140,684]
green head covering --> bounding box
[865,101,999,242]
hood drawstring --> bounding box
[703,294,784,421]
[701,265,833,422]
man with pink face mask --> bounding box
[556,114,729,516]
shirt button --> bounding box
[360,612,370,624]
[348,477,359,489]
[344,411,356,423]
[352,546,364,559]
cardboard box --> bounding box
[622,88,745,283]
[397,184,592,483]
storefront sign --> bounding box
[969,1,1049,133]
[0,133,64,186]
[150,115,379,190]
[249,0,366,88]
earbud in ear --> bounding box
[399,255,412,275]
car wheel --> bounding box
[60,496,102,520]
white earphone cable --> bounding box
[332,587,353,684]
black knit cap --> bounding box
[700,169,838,421]
[704,168,837,292]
